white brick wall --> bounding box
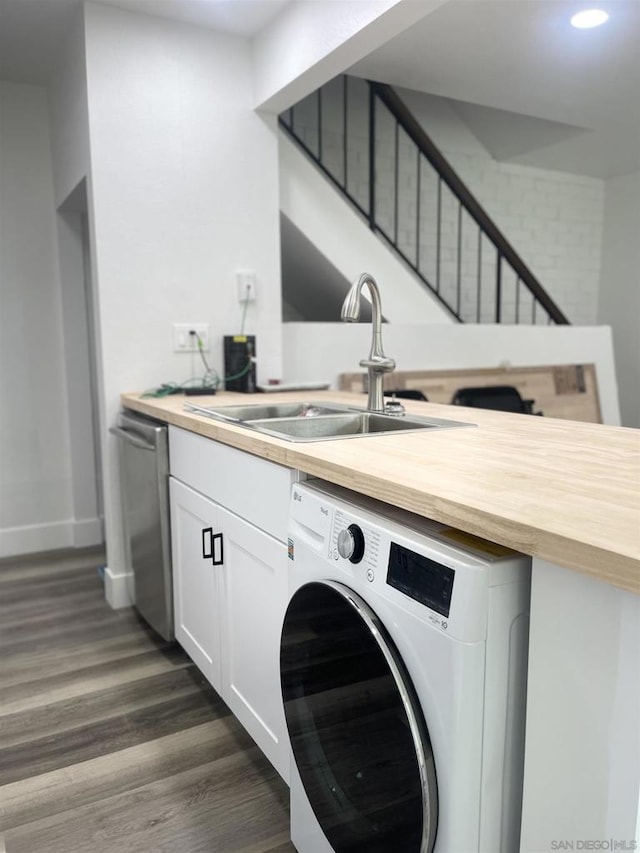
[451,155,604,325]
[288,80,605,325]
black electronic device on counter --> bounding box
[223,335,256,393]
[184,387,217,396]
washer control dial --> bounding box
[337,524,365,563]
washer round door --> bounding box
[280,581,438,853]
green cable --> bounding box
[141,374,218,398]
[141,324,253,398]
[239,293,249,336]
[224,359,252,382]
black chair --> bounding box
[451,385,541,415]
[384,389,428,401]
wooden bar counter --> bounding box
[122,389,639,594]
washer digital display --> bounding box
[387,542,455,617]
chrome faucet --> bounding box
[341,272,396,413]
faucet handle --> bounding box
[359,356,396,373]
[384,399,406,416]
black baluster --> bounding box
[476,227,482,323]
[317,87,322,164]
[457,202,462,318]
[394,121,399,247]
[496,250,502,323]
[436,178,442,294]
[416,149,421,270]
[368,87,375,230]
[343,75,348,191]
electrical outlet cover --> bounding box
[172,323,210,352]
[237,271,257,302]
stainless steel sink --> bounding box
[249,412,471,441]
[184,402,347,422]
[184,401,473,442]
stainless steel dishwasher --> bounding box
[111,410,173,641]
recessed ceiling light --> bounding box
[570,9,609,28]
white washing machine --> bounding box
[280,479,531,853]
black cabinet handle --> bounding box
[202,528,223,565]
[211,532,223,565]
[202,527,213,559]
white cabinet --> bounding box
[169,426,297,782]
[218,505,289,780]
[170,477,223,694]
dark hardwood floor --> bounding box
[0,547,294,853]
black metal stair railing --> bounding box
[279,75,570,325]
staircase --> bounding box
[280,76,570,326]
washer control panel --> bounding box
[332,511,455,613]
[332,510,381,582]
[386,541,455,618]
[337,524,365,563]
[289,479,531,643]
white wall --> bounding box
[282,322,621,425]
[0,83,74,556]
[81,4,284,595]
[56,203,103,548]
[48,8,104,554]
[598,170,640,429]
[48,7,90,207]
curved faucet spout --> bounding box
[341,273,395,412]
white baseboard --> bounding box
[103,565,134,609]
[0,517,103,559]
[73,517,104,548]
[0,520,72,558]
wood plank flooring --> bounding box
[0,548,294,853]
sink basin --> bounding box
[184,401,347,422]
[184,400,473,441]
[250,412,470,441]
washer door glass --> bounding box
[281,581,438,853]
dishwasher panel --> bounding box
[112,411,174,641]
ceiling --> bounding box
[0,0,290,83]
[0,0,638,178]
[350,0,640,178]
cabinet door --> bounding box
[219,506,290,782]
[169,477,223,694]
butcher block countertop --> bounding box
[121,390,640,595]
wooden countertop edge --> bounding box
[269,454,638,592]
[120,392,640,595]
